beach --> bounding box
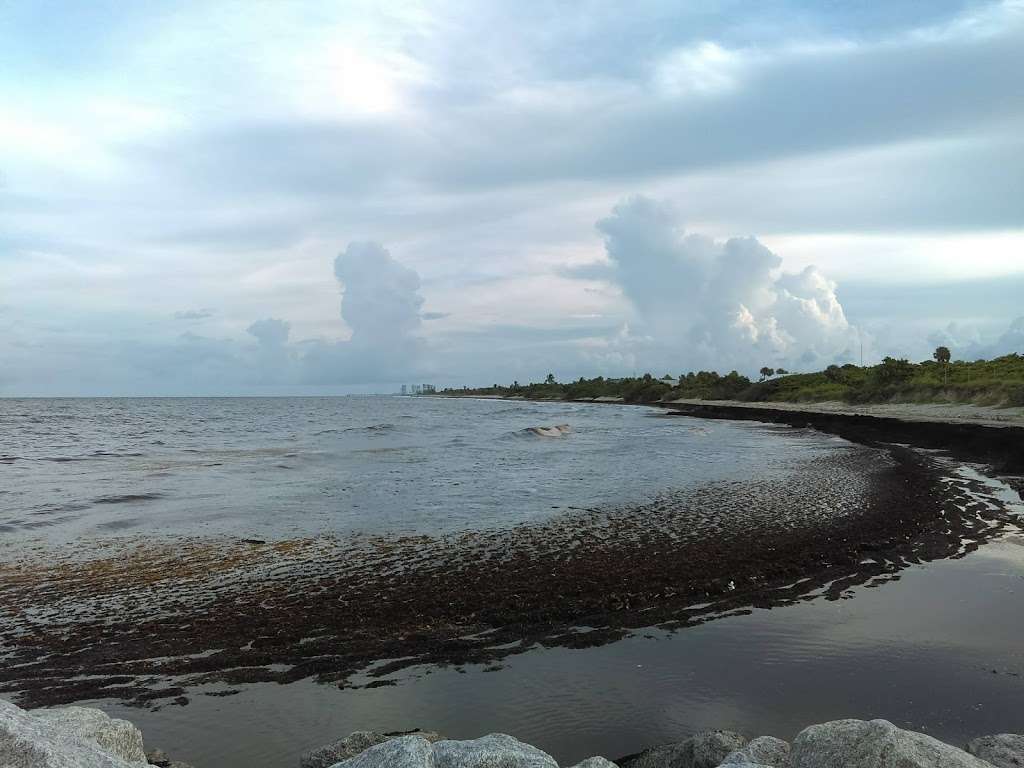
[1,396,1022,766]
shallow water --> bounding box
[0,395,863,542]
[2,396,1023,766]
[92,536,1024,767]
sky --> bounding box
[1,0,1022,395]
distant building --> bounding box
[422,384,436,393]
[400,385,408,395]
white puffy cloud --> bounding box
[302,241,426,383]
[589,195,858,373]
[246,317,290,346]
[929,317,1024,361]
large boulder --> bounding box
[34,705,147,763]
[301,730,443,768]
[691,731,748,768]
[433,733,559,768]
[0,698,143,768]
[620,731,747,768]
[966,734,1024,768]
[791,719,990,768]
[619,742,692,768]
[331,733,558,768]
[568,759,618,768]
[720,736,790,767]
[334,735,434,768]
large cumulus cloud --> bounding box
[301,241,426,383]
[590,195,858,373]
[929,316,1024,361]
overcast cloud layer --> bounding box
[1,0,1023,394]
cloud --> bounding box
[587,195,858,372]
[173,308,215,321]
[246,317,290,346]
[929,316,1024,361]
[302,241,427,383]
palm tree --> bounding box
[759,366,774,381]
[933,346,951,384]
[545,373,556,385]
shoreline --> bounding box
[660,400,1024,478]
[1,428,1017,711]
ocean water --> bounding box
[2,396,1023,767]
[0,395,861,543]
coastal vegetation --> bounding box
[442,351,1024,406]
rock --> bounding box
[791,719,990,768]
[568,758,618,768]
[620,731,746,768]
[334,735,434,768]
[691,731,748,768]
[721,736,790,767]
[301,729,444,768]
[33,704,147,763]
[0,698,141,768]
[966,734,1024,768]
[433,733,559,768]
[302,731,390,768]
[147,747,171,766]
[619,743,691,768]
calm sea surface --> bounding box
[1,396,1023,766]
[0,395,858,542]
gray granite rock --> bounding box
[302,731,390,768]
[34,705,147,764]
[620,742,693,768]
[433,733,559,768]
[966,734,1024,768]
[691,731,748,768]
[302,729,444,767]
[0,698,140,768]
[720,736,790,767]
[568,758,618,768]
[791,719,990,768]
[620,731,746,768]
[334,735,434,768]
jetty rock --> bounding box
[0,697,147,767]
[328,732,559,768]
[966,734,1024,768]
[301,729,445,768]
[620,729,747,768]
[789,719,993,768]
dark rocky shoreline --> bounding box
[0,418,1018,710]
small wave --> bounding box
[92,493,164,505]
[493,406,539,416]
[316,423,397,436]
[511,424,572,439]
[346,423,397,434]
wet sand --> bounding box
[0,436,1016,711]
